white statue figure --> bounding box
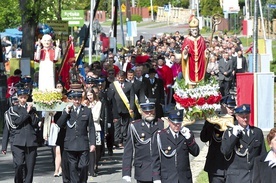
[35,34,60,91]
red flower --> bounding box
[173,94,196,108]
[214,94,222,103]
[196,97,206,106]
[206,95,216,104]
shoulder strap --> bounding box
[114,81,134,118]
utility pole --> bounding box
[126,0,131,21]
[253,0,259,72]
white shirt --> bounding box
[237,57,242,69]
[169,127,179,138]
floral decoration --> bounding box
[32,89,63,109]
[173,78,222,120]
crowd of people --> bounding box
[1,16,275,183]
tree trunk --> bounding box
[21,22,37,60]
[19,0,39,60]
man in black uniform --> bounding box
[200,95,236,183]
[144,68,164,119]
[221,104,267,183]
[126,69,146,120]
[122,102,164,183]
[57,87,96,183]
[2,94,19,155]
[152,109,200,183]
[9,88,40,183]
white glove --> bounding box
[232,125,243,136]
[153,180,162,183]
[122,176,131,182]
[65,105,72,114]
[107,123,111,128]
[181,126,191,139]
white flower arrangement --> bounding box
[173,78,222,120]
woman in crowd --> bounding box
[206,56,219,80]
[43,81,67,177]
[253,127,276,183]
[52,81,67,177]
[85,87,103,177]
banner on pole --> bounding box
[127,21,137,37]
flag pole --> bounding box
[58,38,72,77]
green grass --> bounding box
[239,37,253,47]
[196,170,208,183]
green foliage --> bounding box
[200,26,211,34]
[267,0,276,19]
[0,0,21,31]
[171,0,190,8]
[131,14,143,22]
[119,14,143,24]
[200,0,223,17]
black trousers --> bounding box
[66,150,89,183]
[219,79,231,97]
[61,150,70,183]
[208,173,225,183]
[106,122,114,151]
[89,145,102,175]
[114,113,132,145]
[12,145,37,183]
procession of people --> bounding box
[1,15,274,183]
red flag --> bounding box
[236,73,254,126]
[59,38,75,90]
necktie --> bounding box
[175,133,178,143]
[243,128,249,141]
[75,108,78,115]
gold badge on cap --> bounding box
[177,111,180,116]
[242,105,246,110]
[168,146,171,151]
[165,150,168,154]
[142,123,145,126]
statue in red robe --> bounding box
[34,34,60,90]
[181,16,209,83]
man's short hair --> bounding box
[14,69,22,76]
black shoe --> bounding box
[108,150,113,156]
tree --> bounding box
[200,0,223,17]
[0,1,21,31]
[19,0,41,59]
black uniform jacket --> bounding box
[200,121,227,176]
[122,118,164,181]
[11,105,40,147]
[221,125,266,183]
[108,81,135,116]
[57,105,96,151]
[252,151,276,183]
[152,127,200,183]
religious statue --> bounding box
[35,34,60,91]
[181,16,209,84]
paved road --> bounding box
[100,21,189,45]
[0,121,205,183]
